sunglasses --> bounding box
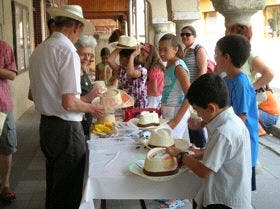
[180,32,192,37]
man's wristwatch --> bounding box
[176,151,188,167]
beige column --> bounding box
[153,22,173,46]
[170,0,201,36]
[211,0,265,28]
[147,0,172,46]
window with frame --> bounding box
[264,5,280,39]
[12,1,31,73]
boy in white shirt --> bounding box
[167,73,252,209]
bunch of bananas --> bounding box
[91,122,114,134]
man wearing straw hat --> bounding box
[29,5,104,209]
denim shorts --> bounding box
[0,111,17,155]
[259,109,278,127]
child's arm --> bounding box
[149,79,158,96]
[167,65,191,128]
[239,113,247,122]
[166,147,212,178]
[148,68,158,96]
[127,47,142,79]
[107,48,120,71]
[109,67,119,86]
[196,47,208,77]
[95,65,100,80]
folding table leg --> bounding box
[140,199,147,209]
[100,199,107,209]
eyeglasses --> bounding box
[180,32,192,37]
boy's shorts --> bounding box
[0,111,17,155]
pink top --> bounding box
[147,65,164,97]
[0,41,17,112]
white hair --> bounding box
[75,35,97,50]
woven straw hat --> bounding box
[47,5,94,35]
[111,35,140,49]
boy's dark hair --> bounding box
[100,47,110,57]
[186,73,228,109]
[159,33,184,59]
[216,34,251,68]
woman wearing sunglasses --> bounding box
[181,25,208,83]
[181,25,208,149]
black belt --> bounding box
[41,114,62,120]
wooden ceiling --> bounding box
[68,0,129,19]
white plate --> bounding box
[128,158,187,182]
[128,118,167,130]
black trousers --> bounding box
[40,115,86,209]
[193,200,231,209]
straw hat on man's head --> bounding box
[47,5,94,35]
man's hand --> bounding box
[88,86,107,101]
[90,104,105,118]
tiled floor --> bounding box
[1,106,280,209]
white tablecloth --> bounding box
[79,134,202,209]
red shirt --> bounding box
[147,65,164,96]
[0,41,17,112]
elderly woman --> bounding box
[75,35,97,138]
[181,25,208,83]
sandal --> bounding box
[158,199,187,209]
[0,187,16,202]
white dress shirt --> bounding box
[29,32,82,121]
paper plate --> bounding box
[128,118,167,130]
[91,123,117,137]
[128,158,187,182]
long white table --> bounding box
[79,133,202,209]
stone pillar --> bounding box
[147,0,172,46]
[170,0,201,36]
[211,0,265,28]
[153,22,172,46]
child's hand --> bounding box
[131,46,141,57]
[166,146,181,158]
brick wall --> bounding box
[33,0,42,46]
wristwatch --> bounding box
[176,151,188,167]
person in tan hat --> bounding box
[29,5,104,209]
[108,35,148,108]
